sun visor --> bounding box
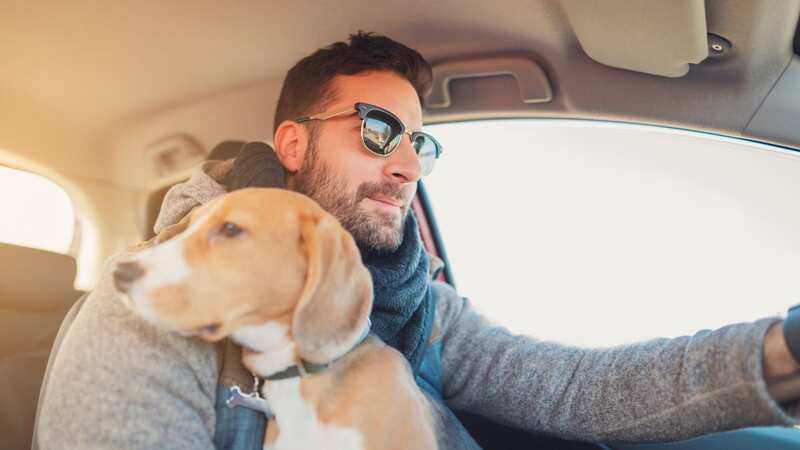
[560,0,709,77]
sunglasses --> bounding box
[295,102,443,176]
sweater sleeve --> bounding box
[432,281,800,443]
[37,254,222,450]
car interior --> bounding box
[3,1,800,449]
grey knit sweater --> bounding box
[37,162,799,449]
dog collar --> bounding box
[228,320,372,418]
[264,319,372,381]
[264,359,334,381]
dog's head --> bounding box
[113,187,373,363]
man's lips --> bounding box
[368,196,404,208]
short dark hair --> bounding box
[272,31,433,133]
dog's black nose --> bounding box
[113,261,145,293]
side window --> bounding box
[424,120,800,347]
[0,165,76,254]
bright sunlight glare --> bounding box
[0,165,75,254]
[424,120,800,348]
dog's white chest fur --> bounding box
[232,322,365,450]
[233,322,297,376]
[262,378,364,450]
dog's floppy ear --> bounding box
[154,212,193,244]
[154,198,219,244]
[292,212,373,364]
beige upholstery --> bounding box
[560,0,709,77]
[142,140,245,240]
[0,243,83,450]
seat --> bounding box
[0,243,84,450]
[31,140,246,449]
[142,140,245,240]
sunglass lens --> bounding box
[412,134,439,176]
[363,111,402,155]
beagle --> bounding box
[112,188,438,450]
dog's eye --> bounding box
[219,222,243,238]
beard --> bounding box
[291,134,412,253]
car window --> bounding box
[0,165,76,254]
[424,120,800,347]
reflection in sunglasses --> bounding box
[295,102,442,175]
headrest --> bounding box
[142,140,247,240]
[0,243,82,310]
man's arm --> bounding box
[432,282,799,444]
[37,255,222,450]
[763,322,800,402]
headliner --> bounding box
[2,0,799,182]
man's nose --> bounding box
[113,260,145,293]
[384,136,421,183]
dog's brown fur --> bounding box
[116,188,437,450]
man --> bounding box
[38,32,800,450]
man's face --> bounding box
[289,71,423,253]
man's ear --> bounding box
[273,120,309,173]
[291,212,373,364]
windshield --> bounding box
[425,119,800,347]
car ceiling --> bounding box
[2,0,799,187]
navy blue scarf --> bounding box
[359,212,435,373]
[227,142,435,372]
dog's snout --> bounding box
[113,261,145,293]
